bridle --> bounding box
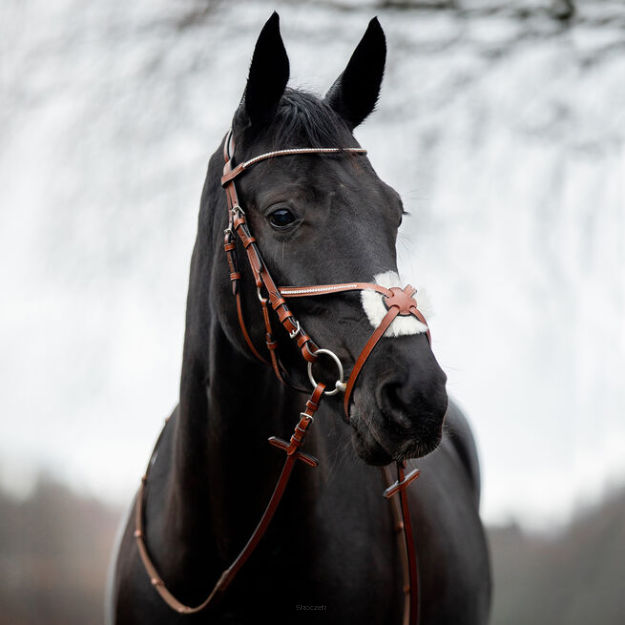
[220,130,431,413]
[134,130,430,624]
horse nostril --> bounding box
[378,380,413,429]
[377,366,448,430]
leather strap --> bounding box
[344,305,400,417]
[221,145,367,186]
[280,282,392,298]
[134,383,326,615]
[383,462,421,625]
[222,155,319,369]
[397,462,419,625]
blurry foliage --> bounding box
[0,475,123,625]
[179,0,580,24]
[489,485,625,625]
[0,475,623,624]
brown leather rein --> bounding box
[134,131,429,624]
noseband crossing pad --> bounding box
[361,271,430,338]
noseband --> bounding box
[134,131,427,624]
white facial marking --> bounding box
[361,271,431,337]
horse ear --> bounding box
[240,12,290,129]
[324,17,386,130]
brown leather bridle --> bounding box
[220,131,431,413]
[134,131,430,624]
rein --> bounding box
[134,131,428,624]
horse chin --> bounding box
[395,429,443,460]
[350,421,395,466]
[349,399,445,466]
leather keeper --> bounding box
[296,333,312,349]
[240,233,256,249]
[276,307,294,324]
[221,163,245,186]
[301,342,318,363]
[306,398,319,412]
[271,296,286,310]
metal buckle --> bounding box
[307,348,346,396]
[288,319,301,339]
[299,411,314,424]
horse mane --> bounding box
[270,88,352,149]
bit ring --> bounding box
[307,348,346,396]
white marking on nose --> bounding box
[361,270,431,337]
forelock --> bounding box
[271,89,353,149]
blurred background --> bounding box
[1,0,624,623]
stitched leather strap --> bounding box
[221,146,367,186]
[222,154,319,369]
[134,383,326,615]
[382,462,420,625]
[280,283,392,298]
[397,462,419,625]
[344,305,400,417]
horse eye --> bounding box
[268,208,297,230]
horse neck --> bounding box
[163,153,322,565]
[170,304,313,562]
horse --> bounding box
[108,13,491,625]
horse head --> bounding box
[209,13,448,466]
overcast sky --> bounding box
[1,0,624,531]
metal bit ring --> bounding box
[307,348,346,396]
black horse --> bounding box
[108,13,491,625]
